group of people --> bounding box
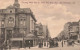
[49,40,58,48]
[39,42,43,48]
[38,41,59,48]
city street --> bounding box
[8,42,80,50]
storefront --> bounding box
[38,36,49,47]
[10,38,23,48]
[70,33,78,40]
[24,34,38,47]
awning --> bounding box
[10,38,23,41]
[25,34,37,40]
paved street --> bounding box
[7,42,80,50]
[8,46,80,50]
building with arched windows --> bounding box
[0,0,51,48]
[0,0,38,48]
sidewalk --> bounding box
[31,45,49,48]
[7,42,80,50]
[7,45,50,50]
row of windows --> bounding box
[0,10,13,13]
[1,19,26,26]
[1,21,26,26]
[1,30,26,34]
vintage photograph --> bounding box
[0,0,80,50]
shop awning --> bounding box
[25,34,37,40]
[10,38,23,41]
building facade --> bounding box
[58,20,80,41]
[0,0,38,48]
[35,23,50,47]
[69,22,79,40]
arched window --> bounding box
[20,29,26,35]
[8,17,14,23]
[20,19,25,26]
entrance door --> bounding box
[25,40,33,47]
[7,30,12,39]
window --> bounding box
[8,17,14,23]
[1,20,4,27]
[23,19,25,26]
[31,20,34,29]
[10,11,12,13]
[20,19,23,24]
[1,31,3,34]
[23,30,26,34]
[20,31,23,34]
[20,29,26,35]
[20,19,25,26]
[1,20,4,24]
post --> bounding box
[22,33,24,48]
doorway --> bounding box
[7,30,12,39]
[25,40,33,47]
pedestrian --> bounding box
[56,41,58,47]
[41,42,43,48]
[62,41,63,47]
[29,41,31,49]
[72,41,74,47]
[64,41,65,44]
[39,42,41,48]
[52,40,54,47]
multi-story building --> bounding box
[36,23,50,41]
[43,25,50,40]
[36,23,50,47]
[69,22,79,40]
[78,20,80,41]
[0,0,38,48]
[58,20,80,41]
[36,23,45,43]
[57,22,71,40]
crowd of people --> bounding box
[38,38,78,48]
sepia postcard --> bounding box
[0,0,80,50]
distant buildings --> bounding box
[58,20,80,41]
[0,0,50,48]
[35,23,50,47]
[36,23,51,43]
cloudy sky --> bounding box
[0,0,80,38]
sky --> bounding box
[0,0,80,38]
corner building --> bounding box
[0,0,38,48]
